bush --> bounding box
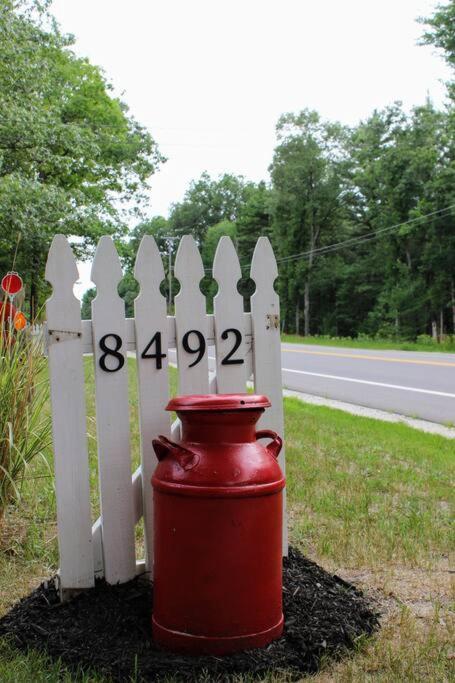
[416,334,437,346]
[0,319,51,522]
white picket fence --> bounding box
[45,233,286,599]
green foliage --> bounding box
[200,220,237,310]
[168,172,253,244]
[269,110,350,335]
[236,181,272,263]
[344,102,454,339]
[81,287,95,320]
[3,1,454,342]
[419,0,455,71]
[281,333,455,353]
[81,273,139,319]
[0,0,163,316]
[266,100,454,339]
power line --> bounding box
[158,204,455,276]
[273,205,455,267]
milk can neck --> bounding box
[178,409,262,444]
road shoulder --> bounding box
[282,388,455,440]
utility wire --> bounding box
[155,204,455,276]
[273,204,455,267]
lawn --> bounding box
[282,333,455,354]
[0,358,453,681]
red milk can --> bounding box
[151,394,285,655]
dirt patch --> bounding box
[0,547,379,681]
[335,562,453,627]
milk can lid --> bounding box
[166,393,271,412]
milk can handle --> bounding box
[152,435,199,471]
[255,429,282,459]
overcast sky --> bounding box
[49,0,450,295]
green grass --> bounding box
[285,398,453,567]
[0,358,453,681]
[281,333,455,353]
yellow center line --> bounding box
[281,347,455,368]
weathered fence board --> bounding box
[213,236,247,393]
[45,234,286,595]
[91,236,136,584]
[45,236,94,595]
[134,236,170,576]
[174,235,209,395]
[250,237,287,554]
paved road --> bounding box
[281,343,455,425]
[170,343,455,425]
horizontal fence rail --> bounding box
[45,234,286,599]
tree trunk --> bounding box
[405,249,412,269]
[295,301,300,336]
[304,281,310,336]
[431,320,438,340]
[439,309,444,341]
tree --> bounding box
[236,181,272,309]
[420,1,455,71]
[270,110,349,335]
[168,172,253,244]
[236,181,272,263]
[200,220,237,311]
[0,0,163,317]
[346,102,454,338]
[81,216,170,319]
[122,216,170,270]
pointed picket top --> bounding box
[91,235,123,292]
[134,235,165,295]
[174,234,209,395]
[174,234,204,289]
[249,235,286,554]
[45,234,79,292]
[250,236,278,293]
[213,236,246,393]
[212,236,241,290]
[45,234,94,593]
[91,235,135,584]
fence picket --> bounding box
[45,235,94,596]
[174,236,209,394]
[213,237,246,393]
[134,236,170,576]
[48,234,287,593]
[250,237,287,554]
[91,236,136,584]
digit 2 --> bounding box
[221,328,244,365]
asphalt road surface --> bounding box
[281,343,455,425]
[170,343,455,425]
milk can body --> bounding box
[152,394,285,655]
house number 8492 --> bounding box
[99,329,244,371]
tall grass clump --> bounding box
[0,314,51,523]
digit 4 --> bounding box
[141,332,167,369]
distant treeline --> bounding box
[84,95,455,340]
[1,1,454,340]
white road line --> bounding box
[282,368,455,399]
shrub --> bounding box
[0,317,51,522]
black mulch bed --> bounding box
[0,547,379,681]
